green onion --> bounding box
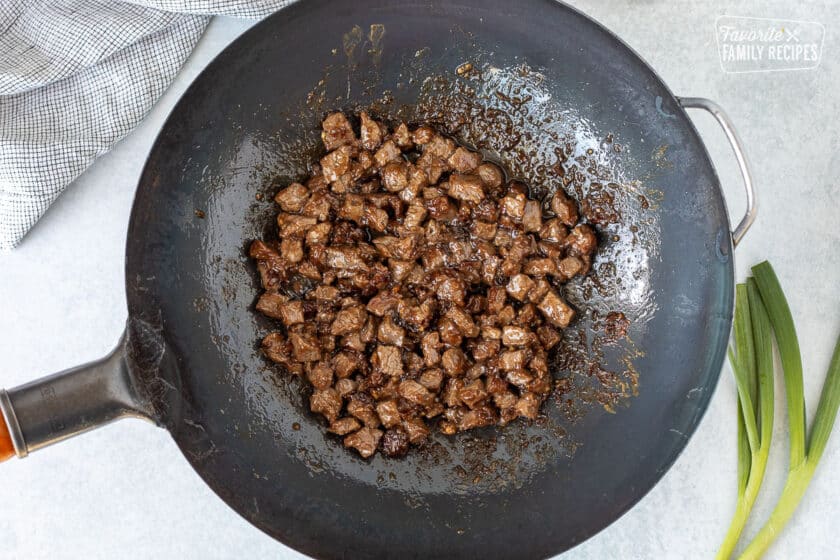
[716,282,774,560]
[736,262,840,559]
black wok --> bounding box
[0,1,756,558]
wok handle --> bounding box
[678,97,757,247]
[0,332,154,462]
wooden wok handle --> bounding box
[0,412,14,462]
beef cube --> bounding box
[256,292,288,320]
[304,361,332,390]
[377,314,406,347]
[499,349,528,371]
[346,393,380,428]
[374,140,402,167]
[459,379,488,409]
[381,428,410,457]
[404,200,427,228]
[550,190,579,226]
[558,256,584,279]
[306,222,332,245]
[289,331,321,362]
[487,286,507,314]
[424,135,456,160]
[398,298,436,330]
[398,380,433,407]
[373,345,404,377]
[538,289,575,328]
[442,378,465,407]
[437,317,463,347]
[375,399,402,428]
[421,332,442,366]
[471,338,500,361]
[472,221,497,241]
[325,246,368,271]
[261,333,293,366]
[344,427,383,458]
[363,204,389,232]
[477,162,503,189]
[311,285,339,301]
[330,305,367,336]
[278,238,302,264]
[500,191,526,222]
[321,145,354,182]
[505,369,534,390]
[401,417,430,444]
[335,378,357,397]
[411,125,435,145]
[333,350,362,379]
[381,161,409,192]
[537,325,562,349]
[441,347,468,377]
[279,300,305,327]
[458,406,497,430]
[448,174,485,203]
[480,325,502,340]
[522,200,543,232]
[277,214,318,238]
[506,273,535,302]
[417,153,448,184]
[516,303,538,326]
[523,258,557,277]
[359,111,385,150]
[329,417,361,435]
[502,326,532,347]
[497,305,516,326]
[419,368,445,392]
[274,183,310,212]
[448,147,483,173]
[338,194,365,223]
[527,278,551,304]
[564,225,597,256]
[392,122,413,148]
[425,195,457,222]
[515,392,541,420]
[445,307,479,338]
[539,218,568,243]
[321,112,356,151]
[432,274,467,306]
[365,291,398,317]
[310,388,342,422]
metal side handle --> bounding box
[0,332,155,461]
[678,97,757,247]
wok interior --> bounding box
[126,1,733,557]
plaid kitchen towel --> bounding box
[0,0,292,251]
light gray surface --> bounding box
[1,2,838,558]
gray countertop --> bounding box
[1,1,838,558]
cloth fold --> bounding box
[0,0,292,251]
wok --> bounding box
[0,0,757,558]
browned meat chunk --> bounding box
[274,183,310,212]
[290,331,321,362]
[307,361,333,390]
[441,347,468,377]
[522,200,543,232]
[538,289,575,328]
[565,224,597,256]
[376,399,401,428]
[321,145,354,183]
[373,345,404,377]
[377,314,406,347]
[328,417,361,435]
[374,140,402,167]
[381,162,409,192]
[321,112,355,151]
[401,417,430,444]
[330,305,367,336]
[344,427,383,458]
[398,380,433,407]
[558,256,584,279]
[255,292,287,320]
[359,112,385,150]
[550,190,579,226]
[515,392,541,420]
[380,428,410,457]
[448,174,485,203]
[506,273,535,302]
[310,388,342,422]
[502,326,532,347]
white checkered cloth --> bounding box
[0,0,292,251]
